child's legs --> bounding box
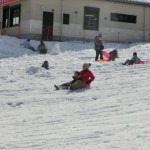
[60,82,71,89]
[128,60,134,65]
[71,80,85,90]
[95,51,99,61]
[99,50,103,59]
[124,59,130,65]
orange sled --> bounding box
[97,59,109,62]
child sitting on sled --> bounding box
[54,63,95,90]
[122,52,141,65]
[109,49,119,61]
[54,71,81,90]
[102,49,119,61]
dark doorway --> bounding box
[42,11,54,40]
[2,6,9,29]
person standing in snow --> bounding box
[122,52,141,65]
[94,33,104,61]
[20,39,35,51]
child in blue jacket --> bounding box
[20,39,35,51]
[122,52,141,65]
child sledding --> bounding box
[122,52,144,65]
[54,63,95,90]
[97,49,119,62]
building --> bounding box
[0,0,150,42]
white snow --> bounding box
[0,36,150,150]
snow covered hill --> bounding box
[0,36,150,150]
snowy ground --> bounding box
[0,36,150,150]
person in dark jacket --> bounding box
[37,40,47,54]
[42,60,49,70]
[94,33,104,61]
[109,49,119,61]
[122,52,141,65]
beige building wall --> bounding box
[60,0,149,42]
[29,0,62,37]
[145,7,150,41]
[0,0,150,42]
[0,0,31,36]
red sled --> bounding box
[102,50,110,58]
[140,60,145,64]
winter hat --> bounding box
[83,63,91,69]
[44,60,48,64]
[98,33,102,37]
[40,40,44,44]
[74,71,80,75]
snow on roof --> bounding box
[102,0,150,7]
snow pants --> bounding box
[70,80,85,90]
[95,50,103,61]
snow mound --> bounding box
[26,66,41,75]
[51,43,61,55]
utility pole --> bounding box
[60,0,63,41]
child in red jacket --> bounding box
[70,63,95,90]
[54,63,95,90]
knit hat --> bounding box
[98,33,102,37]
[74,71,80,75]
[83,63,91,69]
[44,60,48,64]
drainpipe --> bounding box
[60,0,63,41]
[0,6,2,34]
[143,6,146,42]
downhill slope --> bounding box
[0,36,150,150]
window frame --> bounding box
[83,6,99,31]
[111,13,137,24]
[9,4,21,27]
[63,13,70,25]
[2,6,9,28]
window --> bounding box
[10,4,21,27]
[111,13,136,23]
[63,14,70,25]
[84,7,99,31]
[2,6,9,28]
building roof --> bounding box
[101,0,150,7]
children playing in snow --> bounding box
[122,52,141,65]
[54,63,95,90]
[109,49,119,61]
